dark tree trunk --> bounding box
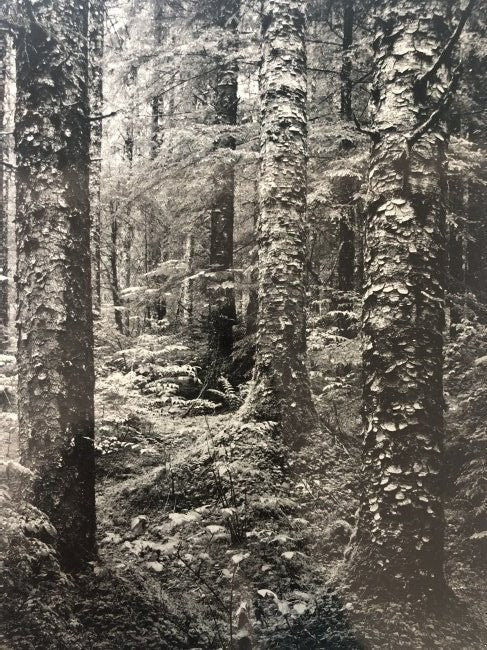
[331,171,361,336]
[15,0,96,571]
[207,0,239,368]
[110,203,124,333]
[88,0,104,318]
[348,0,456,601]
[340,0,353,122]
[0,25,8,352]
[241,0,317,447]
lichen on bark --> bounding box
[347,0,456,600]
[15,0,96,571]
[241,0,317,447]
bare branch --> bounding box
[419,0,477,85]
[407,64,462,147]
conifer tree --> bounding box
[349,0,474,599]
[15,0,96,570]
[242,0,317,446]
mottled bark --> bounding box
[15,0,95,570]
[89,0,104,317]
[348,0,456,600]
[241,0,317,446]
[0,25,8,351]
[208,0,239,366]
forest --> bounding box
[0,0,486,647]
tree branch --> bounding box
[419,0,477,85]
[353,113,380,142]
[407,64,462,147]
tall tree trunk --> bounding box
[340,0,353,122]
[0,24,8,352]
[88,0,104,317]
[181,233,194,327]
[348,0,456,600]
[207,0,239,368]
[15,0,96,571]
[241,0,317,447]
[109,202,124,333]
[334,0,357,335]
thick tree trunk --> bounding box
[348,0,453,600]
[207,0,239,367]
[0,25,8,351]
[15,0,96,570]
[241,0,317,446]
[89,0,104,317]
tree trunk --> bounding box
[181,233,194,328]
[15,0,96,571]
[207,0,239,368]
[348,0,453,600]
[0,25,8,351]
[110,202,124,333]
[331,170,361,336]
[340,0,353,122]
[88,0,104,317]
[241,0,317,447]
[334,0,357,336]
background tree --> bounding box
[207,0,239,372]
[0,10,8,352]
[15,0,96,571]
[89,0,105,317]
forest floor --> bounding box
[1,325,487,649]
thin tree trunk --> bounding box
[181,233,194,328]
[349,0,457,600]
[15,0,96,571]
[340,0,353,122]
[89,0,104,317]
[241,0,317,447]
[0,25,8,351]
[334,0,357,335]
[110,202,124,333]
[208,0,239,368]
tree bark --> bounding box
[0,24,8,351]
[109,202,124,333]
[15,0,96,571]
[207,0,239,368]
[348,0,454,600]
[88,0,104,317]
[181,233,194,328]
[340,0,353,122]
[241,0,317,447]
